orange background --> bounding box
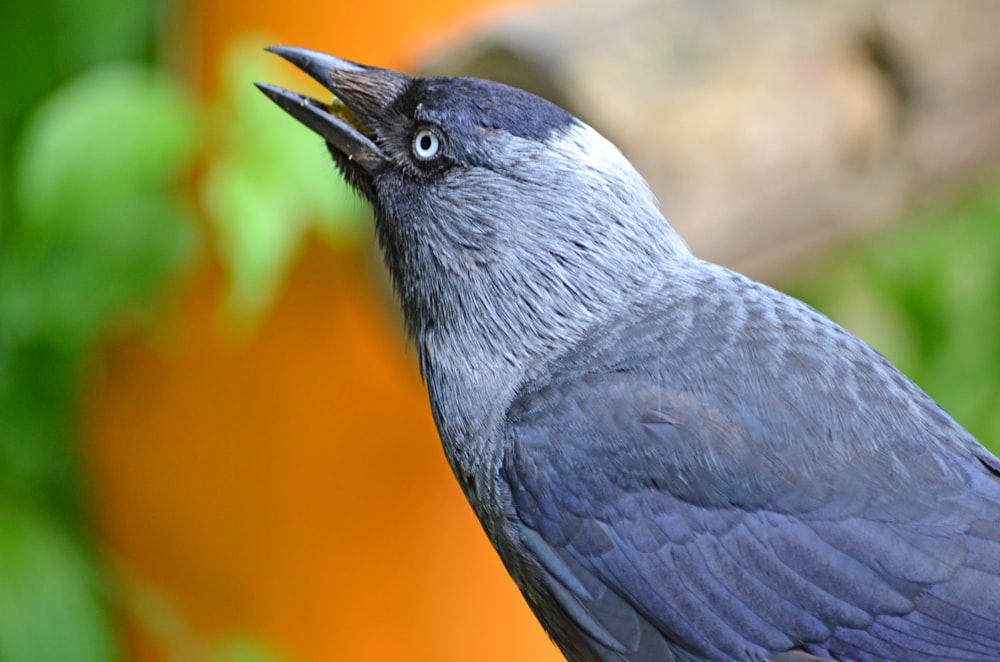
[83,0,562,660]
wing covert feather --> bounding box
[503,342,1000,660]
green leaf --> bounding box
[5,63,199,345]
[15,62,199,230]
[202,38,369,317]
[0,505,115,662]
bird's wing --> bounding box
[502,282,1000,661]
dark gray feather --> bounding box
[502,265,1000,661]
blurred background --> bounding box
[0,0,998,660]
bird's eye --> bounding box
[412,128,441,160]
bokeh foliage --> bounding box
[203,40,369,315]
[1,0,193,659]
[0,0,362,659]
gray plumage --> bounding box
[258,47,1000,661]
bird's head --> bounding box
[258,47,689,380]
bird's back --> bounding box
[501,260,1000,661]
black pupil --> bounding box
[419,134,433,152]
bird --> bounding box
[257,46,1000,661]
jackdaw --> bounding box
[257,47,1000,661]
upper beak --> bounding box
[255,46,410,174]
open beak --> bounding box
[255,46,410,174]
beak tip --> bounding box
[263,45,295,60]
[253,82,287,105]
